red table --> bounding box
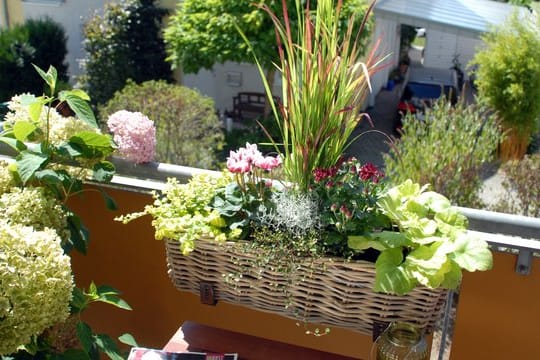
[163,321,360,360]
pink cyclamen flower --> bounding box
[254,155,282,171]
[226,143,264,173]
[107,110,156,164]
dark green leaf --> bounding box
[16,151,48,184]
[70,287,89,314]
[56,143,83,157]
[67,214,89,255]
[64,95,97,128]
[96,285,121,296]
[52,349,91,360]
[0,136,27,151]
[93,161,116,183]
[35,169,63,185]
[98,294,132,311]
[93,334,124,360]
[76,322,94,354]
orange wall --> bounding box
[72,185,540,359]
[451,252,540,359]
[70,186,373,359]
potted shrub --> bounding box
[118,0,492,335]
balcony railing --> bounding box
[2,151,540,359]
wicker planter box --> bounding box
[165,237,447,336]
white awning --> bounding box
[374,0,520,35]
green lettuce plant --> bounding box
[349,180,493,295]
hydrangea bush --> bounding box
[0,65,133,358]
[0,222,73,355]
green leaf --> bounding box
[56,349,92,360]
[118,333,138,347]
[35,169,64,185]
[69,132,115,158]
[405,243,450,288]
[13,120,38,142]
[374,247,416,295]
[99,294,132,311]
[16,151,49,184]
[440,260,463,289]
[93,161,116,183]
[67,214,89,255]
[77,321,94,353]
[0,136,27,151]
[89,282,98,296]
[63,95,98,128]
[93,334,124,360]
[70,287,89,313]
[60,89,91,101]
[450,232,493,272]
[32,64,57,90]
[348,234,385,251]
[56,143,83,157]
[28,101,44,123]
[96,285,121,296]
[416,191,452,213]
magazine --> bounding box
[128,347,238,360]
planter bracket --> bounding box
[516,249,533,276]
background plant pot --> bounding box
[165,238,447,336]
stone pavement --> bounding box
[346,86,401,168]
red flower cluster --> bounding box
[359,162,384,183]
[313,158,384,184]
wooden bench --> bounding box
[163,321,358,360]
[228,92,280,121]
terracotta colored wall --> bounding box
[70,186,373,359]
[451,252,540,359]
[72,185,539,359]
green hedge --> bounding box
[0,18,68,102]
[99,80,224,170]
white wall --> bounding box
[422,25,483,77]
[21,0,110,80]
[183,62,281,114]
[369,14,400,106]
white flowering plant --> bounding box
[0,65,135,359]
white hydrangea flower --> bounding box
[0,187,70,244]
[0,161,14,195]
[4,94,100,146]
[0,222,73,355]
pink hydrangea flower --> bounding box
[107,110,156,164]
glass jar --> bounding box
[375,322,428,360]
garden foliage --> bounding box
[384,97,502,208]
[80,0,172,106]
[99,80,224,169]
[492,154,540,217]
[0,17,68,103]
[471,10,540,159]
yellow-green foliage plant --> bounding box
[471,10,540,160]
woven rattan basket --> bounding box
[165,237,446,336]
